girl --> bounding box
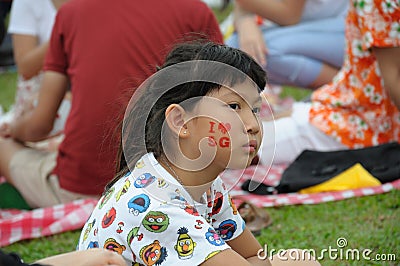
[77,42,318,266]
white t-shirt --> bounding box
[8,0,56,44]
[78,153,245,266]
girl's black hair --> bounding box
[107,41,266,192]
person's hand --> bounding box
[0,122,11,138]
[35,249,126,266]
[236,16,268,67]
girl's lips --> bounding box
[243,140,258,153]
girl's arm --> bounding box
[10,71,68,142]
[200,228,271,265]
[35,249,126,266]
[12,34,49,80]
[235,0,306,26]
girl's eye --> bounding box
[252,107,261,115]
[228,103,240,110]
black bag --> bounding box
[242,142,400,194]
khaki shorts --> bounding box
[9,148,96,208]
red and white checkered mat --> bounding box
[1,165,399,247]
[220,164,400,207]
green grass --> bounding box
[0,71,17,112]
[1,6,399,265]
[2,190,399,265]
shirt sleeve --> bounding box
[8,0,36,36]
[43,8,68,74]
[210,178,246,242]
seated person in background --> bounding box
[0,0,222,208]
[1,0,71,138]
[226,0,348,89]
[0,0,12,45]
[258,0,400,166]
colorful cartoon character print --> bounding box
[142,211,170,233]
[98,187,114,209]
[205,250,221,261]
[135,159,145,169]
[212,191,223,215]
[104,238,126,255]
[102,207,117,228]
[82,219,96,242]
[115,179,131,201]
[127,227,144,245]
[216,219,237,240]
[134,173,156,188]
[183,202,200,216]
[174,227,197,260]
[157,177,168,188]
[87,241,99,249]
[139,240,168,266]
[228,194,238,215]
[116,221,124,234]
[205,228,225,246]
[128,194,150,216]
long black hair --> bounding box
[107,41,266,191]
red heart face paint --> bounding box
[208,121,231,148]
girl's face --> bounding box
[184,81,262,170]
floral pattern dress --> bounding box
[309,0,400,148]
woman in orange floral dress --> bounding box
[259,0,399,165]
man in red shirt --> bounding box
[0,0,222,208]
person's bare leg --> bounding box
[270,249,321,265]
[0,137,26,184]
[309,63,339,89]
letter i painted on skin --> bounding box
[209,121,216,133]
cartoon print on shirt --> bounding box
[194,219,204,229]
[98,187,115,209]
[128,194,151,216]
[157,177,168,188]
[87,241,99,249]
[205,250,222,261]
[142,211,170,233]
[115,179,131,201]
[216,219,237,240]
[127,227,144,245]
[104,238,126,255]
[211,191,223,215]
[139,240,168,266]
[102,207,117,228]
[116,221,124,234]
[205,228,225,246]
[82,219,96,242]
[135,159,145,169]
[134,173,156,188]
[228,194,238,215]
[174,227,197,260]
[183,202,200,216]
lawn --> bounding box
[1,6,399,266]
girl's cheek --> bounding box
[207,121,232,148]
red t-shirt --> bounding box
[44,0,223,195]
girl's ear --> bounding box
[165,104,189,138]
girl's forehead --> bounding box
[208,84,262,104]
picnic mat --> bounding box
[1,165,400,247]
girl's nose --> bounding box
[244,110,261,134]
